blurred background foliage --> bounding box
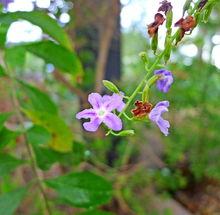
[0,0,220,215]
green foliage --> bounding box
[0,187,27,215]
[19,81,58,114]
[0,127,19,149]
[5,41,83,79]
[0,112,11,131]
[46,171,113,208]
[23,110,73,153]
[0,154,24,178]
[150,168,187,191]
[79,210,114,215]
[0,11,72,49]
[0,64,6,76]
[27,125,52,146]
[5,46,26,69]
[27,125,84,170]
[24,41,83,78]
[0,24,9,48]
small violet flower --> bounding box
[76,92,125,132]
[149,101,170,136]
[154,69,173,93]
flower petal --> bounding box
[149,100,170,136]
[83,117,102,132]
[76,108,96,119]
[102,95,111,103]
[149,102,169,122]
[156,118,170,136]
[155,101,169,109]
[104,93,125,112]
[103,113,122,131]
[88,93,102,109]
[154,69,173,93]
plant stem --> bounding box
[10,78,52,215]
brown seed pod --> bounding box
[131,100,153,118]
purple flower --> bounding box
[76,93,125,132]
[149,101,170,136]
[154,69,173,93]
[0,0,14,8]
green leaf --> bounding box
[0,64,6,77]
[79,210,114,215]
[32,142,85,170]
[23,110,73,153]
[4,46,26,69]
[32,145,59,170]
[0,24,9,48]
[0,154,24,177]
[0,11,72,50]
[27,125,52,146]
[0,112,11,131]
[27,126,84,170]
[19,81,58,115]
[46,171,113,208]
[0,187,27,215]
[55,141,86,167]
[24,41,83,78]
[0,127,19,149]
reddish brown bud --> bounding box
[175,16,196,32]
[148,13,165,37]
[155,13,166,25]
[131,101,153,118]
[174,16,196,44]
[158,0,173,14]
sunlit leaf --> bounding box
[0,154,24,177]
[0,11,72,50]
[23,110,73,153]
[45,171,113,208]
[0,187,27,215]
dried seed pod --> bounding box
[147,13,165,37]
[131,100,153,118]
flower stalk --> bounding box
[76,0,216,137]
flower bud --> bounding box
[166,10,173,29]
[116,130,135,136]
[139,52,148,64]
[164,36,172,63]
[151,33,158,54]
[103,80,120,93]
